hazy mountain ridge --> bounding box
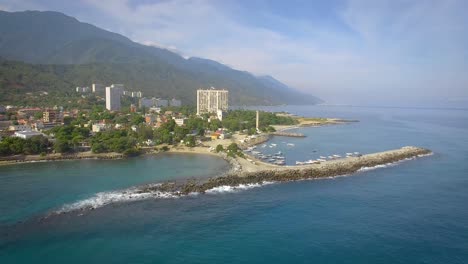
[0,10,322,105]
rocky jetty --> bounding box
[270,132,306,137]
[138,146,432,195]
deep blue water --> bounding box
[1,105,467,263]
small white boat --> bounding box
[346,153,353,156]
[333,154,341,158]
[274,160,285,165]
[275,151,282,155]
[317,159,327,162]
[252,151,260,155]
[287,143,295,147]
[328,156,334,159]
[296,161,305,165]
[320,156,327,159]
[270,143,277,147]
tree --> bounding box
[34,111,43,120]
[54,139,70,153]
[184,135,196,147]
[215,144,224,153]
[131,115,145,126]
[63,116,73,125]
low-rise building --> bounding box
[13,130,43,139]
[145,114,157,125]
[76,86,90,93]
[92,123,108,133]
[9,124,32,131]
[173,118,186,126]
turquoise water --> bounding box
[1,105,468,263]
[0,154,229,224]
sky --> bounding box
[1,0,467,106]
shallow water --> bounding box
[0,153,229,224]
[1,105,467,263]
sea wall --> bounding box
[140,146,432,195]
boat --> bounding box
[274,160,285,165]
[296,161,305,165]
[333,154,341,158]
[319,156,327,159]
[268,158,276,162]
[317,159,327,162]
[275,151,282,155]
[252,151,260,155]
[261,144,267,148]
[270,143,277,147]
[346,153,353,156]
[287,143,295,147]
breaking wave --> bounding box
[358,152,433,172]
[54,182,275,214]
[205,181,275,194]
[55,184,177,214]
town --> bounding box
[0,84,297,160]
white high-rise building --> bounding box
[92,83,104,93]
[106,84,124,111]
[197,88,228,115]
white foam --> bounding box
[357,152,432,172]
[358,164,391,172]
[205,181,274,194]
[56,186,177,213]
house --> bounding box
[13,130,44,139]
[9,124,32,131]
[173,117,186,126]
[92,123,108,133]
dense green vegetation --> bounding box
[0,136,51,156]
[221,110,297,132]
[0,108,297,157]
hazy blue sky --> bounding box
[1,0,467,106]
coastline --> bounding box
[0,116,353,167]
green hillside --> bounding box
[0,10,322,106]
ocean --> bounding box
[0,105,467,263]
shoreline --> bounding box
[0,116,354,167]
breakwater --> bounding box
[270,132,306,137]
[138,146,431,195]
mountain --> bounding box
[0,10,322,106]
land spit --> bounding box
[138,146,432,195]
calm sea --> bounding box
[0,105,467,263]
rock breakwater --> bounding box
[139,146,432,195]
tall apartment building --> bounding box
[106,84,124,111]
[43,109,57,122]
[92,83,104,93]
[196,88,229,115]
